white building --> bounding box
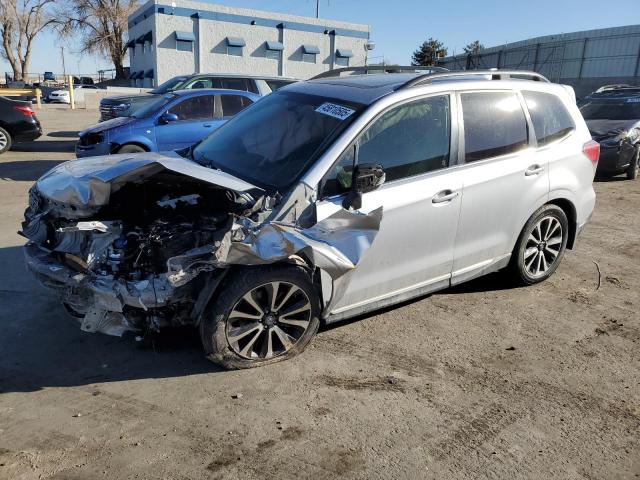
[127,0,371,87]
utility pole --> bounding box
[60,46,67,80]
[316,0,319,18]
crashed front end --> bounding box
[21,154,381,337]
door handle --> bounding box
[432,190,459,204]
[203,123,213,128]
[525,165,545,176]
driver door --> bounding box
[316,94,464,315]
[155,94,217,151]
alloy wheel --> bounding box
[524,216,563,277]
[0,130,7,150]
[226,281,312,360]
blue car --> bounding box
[75,89,259,158]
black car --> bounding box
[579,86,640,180]
[0,96,42,154]
[98,74,296,121]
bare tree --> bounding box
[0,0,55,81]
[57,0,139,79]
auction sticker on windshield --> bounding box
[315,102,356,120]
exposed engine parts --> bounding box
[21,154,382,337]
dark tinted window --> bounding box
[219,94,253,117]
[461,92,528,162]
[168,95,214,120]
[523,91,575,146]
[221,77,259,94]
[579,100,640,120]
[265,79,295,91]
[323,95,450,196]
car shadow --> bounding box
[47,131,80,138]
[0,244,222,393]
[12,140,76,153]
[0,160,65,181]
[322,271,520,332]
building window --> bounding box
[226,37,245,57]
[174,31,196,52]
[265,41,284,60]
[177,39,193,52]
[266,49,281,60]
[301,44,319,64]
[335,48,354,67]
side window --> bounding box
[322,95,451,197]
[461,91,528,162]
[167,95,215,120]
[218,95,253,117]
[523,91,575,146]
[221,77,251,92]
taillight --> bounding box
[583,140,600,166]
[13,105,35,117]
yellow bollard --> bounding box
[35,88,42,108]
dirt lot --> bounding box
[0,108,638,480]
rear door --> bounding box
[451,90,549,284]
[316,94,464,314]
[155,94,216,151]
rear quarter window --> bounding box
[461,91,529,162]
[523,91,575,146]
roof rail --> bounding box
[310,65,450,80]
[399,70,550,89]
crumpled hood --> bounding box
[80,116,135,136]
[586,119,640,139]
[35,152,263,213]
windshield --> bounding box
[132,93,176,118]
[580,100,640,120]
[150,76,188,94]
[192,91,365,191]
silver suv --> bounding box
[22,69,598,369]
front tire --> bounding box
[510,204,569,285]
[117,144,146,154]
[200,266,321,369]
[0,127,12,154]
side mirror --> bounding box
[342,163,385,210]
[160,112,179,124]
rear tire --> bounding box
[117,144,146,154]
[626,147,639,180]
[0,127,12,154]
[200,265,321,370]
[510,204,569,285]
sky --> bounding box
[2,0,637,77]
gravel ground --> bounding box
[0,109,638,480]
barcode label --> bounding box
[315,102,355,120]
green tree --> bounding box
[463,40,484,55]
[411,38,447,66]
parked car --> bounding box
[99,74,297,121]
[76,89,258,157]
[48,84,100,104]
[0,96,42,154]
[43,71,55,82]
[579,86,640,179]
[22,69,597,369]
